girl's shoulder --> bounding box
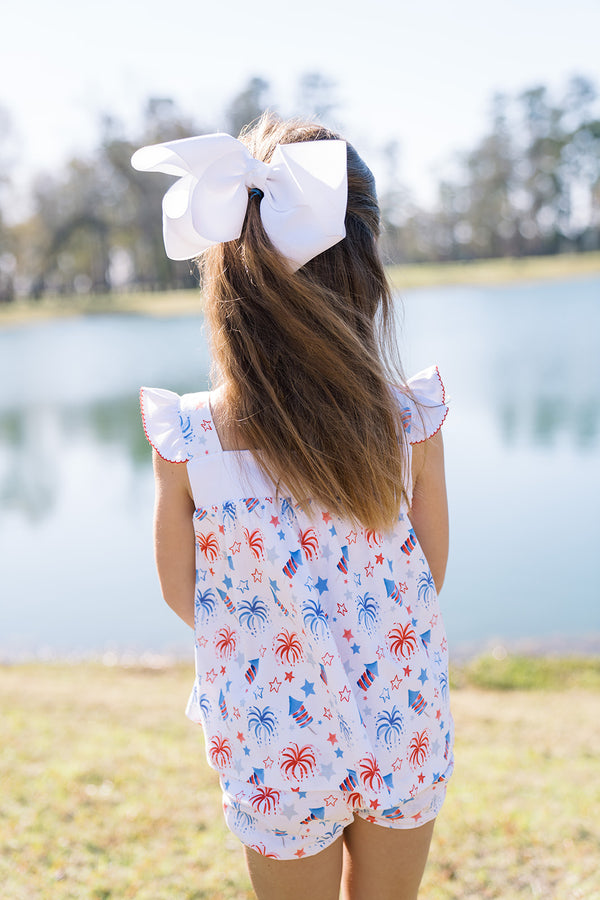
[140,386,221,462]
[393,365,448,445]
[139,366,449,462]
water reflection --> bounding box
[1,278,598,655]
[1,379,597,523]
[497,394,599,448]
[0,398,148,521]
[0,407,58,519]
[63,396,149,463]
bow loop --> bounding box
[131,133,347,270]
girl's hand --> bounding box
[408,431,449,594]
[152,451,197,628]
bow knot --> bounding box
[131,133,347,271]
[244,159,270,192]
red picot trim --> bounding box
[434,364,446,403]
[409,366,449,446]
[139,387,190,464]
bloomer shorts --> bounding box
[221,778,447,860]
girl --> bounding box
[135,114,453,900]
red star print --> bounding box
[364,562,374,577]
[343,629,354,641]
[324,794,338,807]
[294,849,306,858]
[220,666,226,675]
[259,646,267,657]
[398,582,408,593]
[285,671,294,682]
[321,653,334,666]
[252,569,263,583]
[196,636,208,648]
[322,511,332,524]
[392,758,403,772]
[337,603,348,616]
[436,708,442,720]
[270,515,280,526]
[236,731,244,742]
[369,798,380,810]
[327,733,338,745]
[375,553,384,565]
[205,669,217,683]
[406,604,412,615]
[323,707,333,720]
[339,686,351,702]
[376,646,385,659]
[263,756,274,768]
[403,665,412,676]
[418,773,425,783]
[229,542,241,554]
[346,530,357,544]
[233,708,240,718]
[365,815,377,823]
[200,419,212,431]
[390,675,402,690]
[218,525,225,534]
[269,677,282,693]
[412,812,422,823]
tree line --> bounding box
[0,73,598,301]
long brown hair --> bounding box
[199,113,409,531]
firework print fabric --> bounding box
[140,365,454,859]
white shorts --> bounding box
[221,777,447,860]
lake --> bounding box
[1,276,599,661]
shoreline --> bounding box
[1,251,599,327]
[3,633,599,677]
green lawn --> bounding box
[2,657,599,899]
[386,249,600,290]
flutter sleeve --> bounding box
[398,365,449,445]
[139,386,191,463]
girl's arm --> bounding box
[152,450,196,628]
[408,430,449,594]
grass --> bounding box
[2,251,600,327]
[1,656,599,899]
[0,289,205,326]
[453,653,600,692]
[386,249,600,290]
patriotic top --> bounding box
[140,365,453,808]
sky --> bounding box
[2,0,600,220]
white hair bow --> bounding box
[131,133,348,271]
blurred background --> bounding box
[1,0,599,660]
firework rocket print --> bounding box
[140,366,453,850]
